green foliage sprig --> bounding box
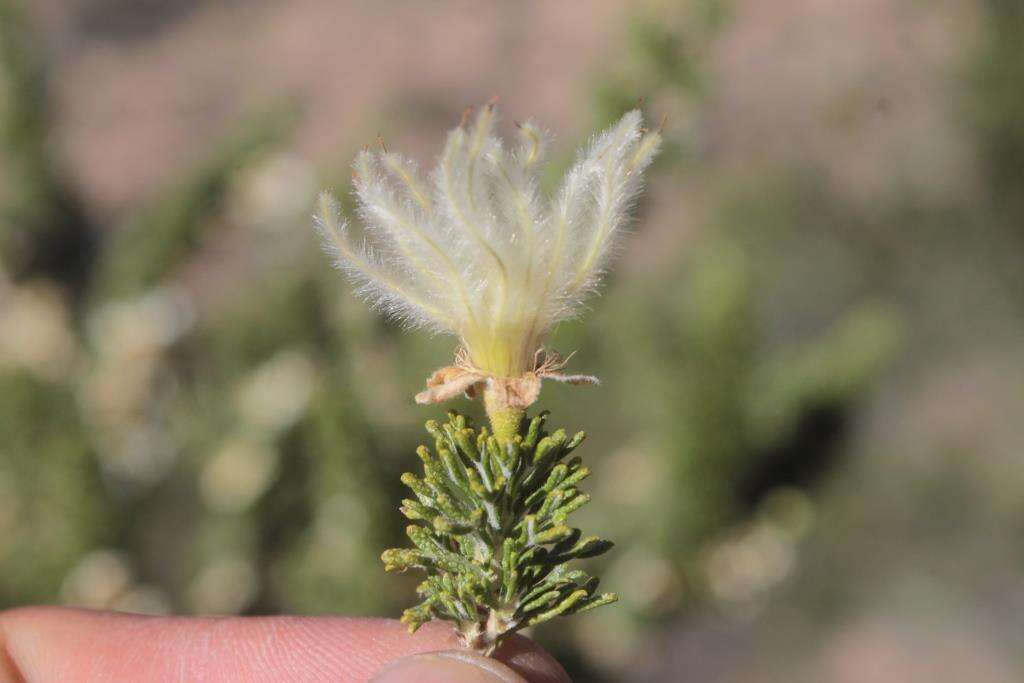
[382,411,615,654]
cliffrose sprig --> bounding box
[315,101,660,653]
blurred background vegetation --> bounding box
[1,1,1022,681]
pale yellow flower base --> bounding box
[483,388,525,442]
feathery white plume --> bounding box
[315,103,660,404]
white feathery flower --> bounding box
[315,102,660,408]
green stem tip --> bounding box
[483,388,525,442]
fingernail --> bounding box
[370,650,527,683]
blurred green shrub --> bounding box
[11,0,1024,680]
[0,0,898,647]
[0,0,393,618]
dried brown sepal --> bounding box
[414,348,599,410]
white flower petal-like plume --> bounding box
[315,103,660,405]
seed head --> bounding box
[315,104,660,405]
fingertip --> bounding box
[347,622,569,683]
[369,637,570,683]
[493,634,571,683]
[371,650,526,682]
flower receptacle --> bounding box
[484,387,524,442]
